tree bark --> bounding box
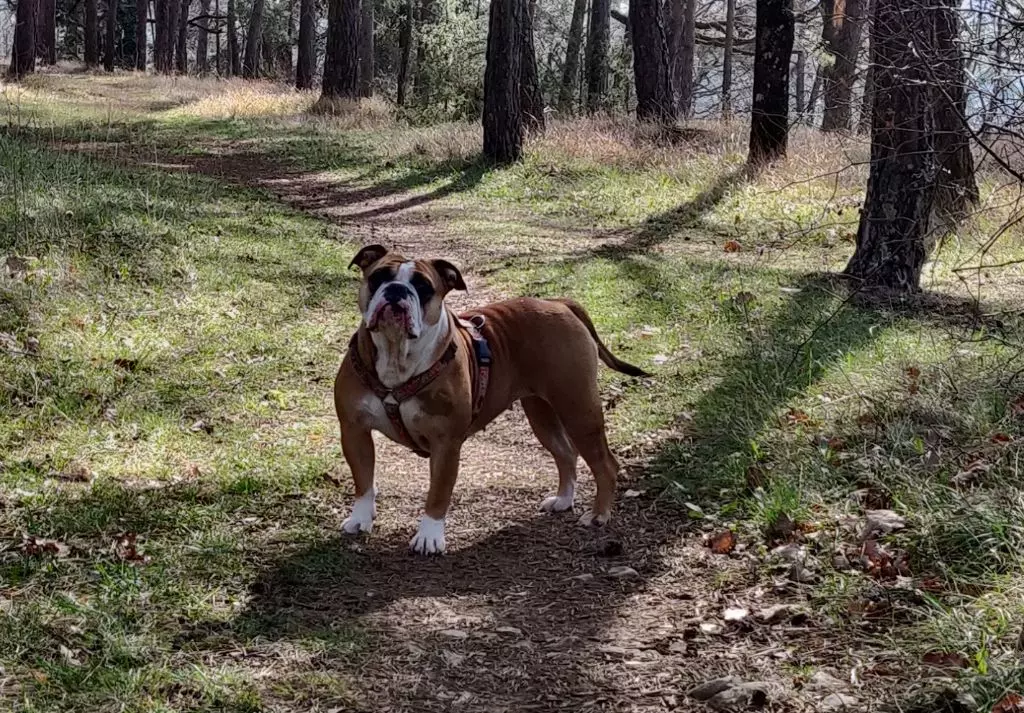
[630,0,676,122]
[165,0,180,70]
[521,0,544,131]
[395,0,413,103]
[196,0,210,73]
[748,0,794,165]
[820,0,866,132]
[321,0,361,100]
[85,0,100,66]
[227,0,240,75]
[413,0,437,104]
[931,0,979,223]
[175,0,189,73]
[135,0,148,69]
[296,0,317,88]
[857,60,872,134]
[357,0,374,96]
[483,0,524,163]
[721,0,735,117]
[154,0,168,71]
[35,0,56,65]
[667,0,694,116]
[584,0,610,113]
[9,0,39,79]
[242,0,264,77]
[104,0,118,71]
[557,0,586,113]
[794,49,806,116]
[843,0,938,291]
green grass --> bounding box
[4,72,1024,711]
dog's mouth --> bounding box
[368,302,419,338]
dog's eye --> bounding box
[368,268,393,294]
[410,273,435,303]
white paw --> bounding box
[409,515,446,555]
[540,494,575,513]
[341,489,376,534]
[578,511,610,527]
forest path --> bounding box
[60,139,826,713]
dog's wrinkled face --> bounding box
[349,244,466,339]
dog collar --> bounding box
[347,314,491,458]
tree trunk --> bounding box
[242,0,264,77]
[721,0,735,117]
[931,0,979,223]
[357,0,374,96]
[154,0,168,71]
[175,0,189,73]
[85,0,100,66]
[135,0,148,69]
[483,0,524,163]
[630,0,676,122]
[667,0,694,116]
[857,61,872,134]
[227,0,240,75]
[296,0,317,88]
[413,0,436,104]
[35,0,56,65]
[748,0,794,165]
[557,0,586,113]
[9,0,39,79]
[104,0,118,70]
[820,0,866,132]
[584,0,610,113]
[215,0,221,72]
[321,0,361,100]
[843,0,938,291]
[521,0,544,131]
[196,0,210,73]
[395,0,413,103]
[165,0,180,70]
[794,49,806,116]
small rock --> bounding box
[708,683,769,711]
[607,565,638,579]
[440,629,468,639]
[757,604,798,624]
[624,489,643,498]
[669,640,688,655]
[861,509,906,539]
[820,693,859,712]
[689,676,744,701]
[806,670,845,692]
[723,607,749,622]
[569,573,594,582]
[699,622,724,635]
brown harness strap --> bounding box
[348,317,491,458]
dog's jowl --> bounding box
[334,244,649,555]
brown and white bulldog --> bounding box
[334,244,649,554]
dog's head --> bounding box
[349,244,467,339]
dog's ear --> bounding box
[432,259,467,292]
[349,244,389,273]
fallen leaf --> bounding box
[991,433,1013,444]
[709,530,737,555]
[992,693,1024,713]
[113,532,151,565]
[652,354,670,365]
[699,622,724,635]
[921,651,970,670]
[607,565,638,579]
[31,670,48,684]
[59,644,82,667]
[494,626,523,636]
[1010,395,1024,417]
[57,463,92,483]
[439,629,468,639]
[689,676,743,701]
[623,489,643,498]
[785,408,811,426]
[113,358,139,372]
[724,240,742,253]
[189,420,214,435]
[22,536,70,558]
[906,366,921,394]
[862,509,906,538]
[733,291,755,307]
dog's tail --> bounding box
[554,299,652,378]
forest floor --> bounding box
[3,71,1024,713]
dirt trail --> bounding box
[91,145,827,712]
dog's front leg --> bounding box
[340,422,377,534]
[410,441,462,555]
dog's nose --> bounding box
[383,283,411,304]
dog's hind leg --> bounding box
[522,396,578,513]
